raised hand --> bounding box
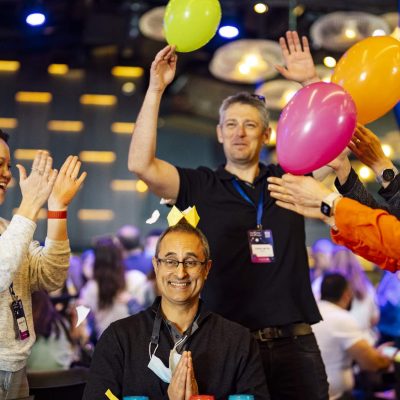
[17,150,58,218]
[149,45,178,94]
[48,155,87,210]
[349,123,393,175]
[275,31,319,86]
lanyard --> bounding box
[232,179,264,229]
[149,304,189,359]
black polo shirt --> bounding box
[176,163,321,330]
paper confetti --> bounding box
[146,210,160,224]
[75,305,90,328]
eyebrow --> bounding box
[163,251,199,258]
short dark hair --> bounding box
[116,224,141,251]
[0,129,9,143]
[321,273,348,303]
[219,92,270,130]
[155,221,210,260]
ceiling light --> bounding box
[254,3,268,14]
[209,39,283,84]
[26,12,46,27]
[311,12,390,51]
[256,80,302,110]
[138,6,166,41]
[323,57,336,68]
[218,25,239,39]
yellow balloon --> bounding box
[331,36,400,124]
[164,0,222,53]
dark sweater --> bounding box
[83,300,270,400]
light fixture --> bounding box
[209,39,283,84]
[138,6,166,41]
[26,12,46,27]
[254,3,268,14]
[310,12,390,51]
[218,25,239,39]
[255,80,302,111]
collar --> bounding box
[215,163,269,184]
[150,296,211,327]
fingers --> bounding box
[302,36,310,52]
[65,156,78,177]
[31,150,43,171]
[75,171,87,188]
[275,200,297,213]
[16,164,27,182]
[286,31,296,53]
[43,155,53,178]
[48,169,58,187]
[278,37,290,57]
[59,155,73,175]
[36,150,50,174]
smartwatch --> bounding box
[320,193,343,217]
[376,167,399,185]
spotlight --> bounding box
[218,25,239,39]
[25,12,46,27]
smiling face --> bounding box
[217,103,270,168]
[0,139,12,205]
[153,231,211,308]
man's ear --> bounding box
[152,257,159,275]
[216,124,224,144]
[205,260,212,279]
[264,127,272,145]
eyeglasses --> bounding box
[250,94,266,103]
[156,258,208,270]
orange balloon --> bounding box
[331,36,400,124]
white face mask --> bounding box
[147,337,185,383]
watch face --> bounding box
[382,169,395,182]
[320,202,331,217]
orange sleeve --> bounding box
[330,198,400,272]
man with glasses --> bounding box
[127,32,328,399]
[83,221,269,400]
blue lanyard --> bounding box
[232,179,264,229]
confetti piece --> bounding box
[75,305,90,327]
[146,209,160,224]
[106,389,119,400]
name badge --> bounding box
[11,299,30,340]
[248,229,275,263]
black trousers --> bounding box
[257,333,329,400]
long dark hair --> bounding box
[93,236,126,310]
[31,290,72,343]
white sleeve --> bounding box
[0,215,36,292]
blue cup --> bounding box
[123,397,149,400]
[228,396,254,400]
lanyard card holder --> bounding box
[9,284,30,341]
[11,298,30,340]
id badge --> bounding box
[11,299,30,340]
[248,229,275,263]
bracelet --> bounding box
[48,210,67,219]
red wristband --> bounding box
[48,210,67,219]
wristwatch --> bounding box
[376,167,399,185]
[320,192,343,217]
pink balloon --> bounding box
[276,82,357,175]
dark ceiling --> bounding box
[0,0,396,66]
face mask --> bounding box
[147,337,185,383]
